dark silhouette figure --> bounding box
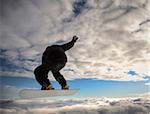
[34,36,78,90]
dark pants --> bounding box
[34,63,67,90]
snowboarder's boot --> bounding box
[41,85,54,90]
[62,85,69,90]
[46,85,55,90]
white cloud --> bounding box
[0,97,150,114]
[145,82,150,86]
[0,85,20,99]
[0,0,150,81]
[138,92,150,98]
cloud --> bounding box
[0,85,20,99]
[0,97,150,114]
[0,0,150,81]
[145,82,150,86]
[138,92,150,98]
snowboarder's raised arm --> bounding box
[61,35,78,51]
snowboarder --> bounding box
[34,35,78,90]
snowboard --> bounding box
[19,89,79,99]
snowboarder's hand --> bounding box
[72,35,78,42]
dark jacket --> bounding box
[42,39,76,66]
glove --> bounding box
[72,35,78,42]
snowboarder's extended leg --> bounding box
[40,78,54,90]
[52,70,69,89]
[51,63,69,89]
[34,65,54,90]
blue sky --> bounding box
[0,75,149,98]
[1,0,149,99]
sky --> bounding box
[0,0,150,99]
